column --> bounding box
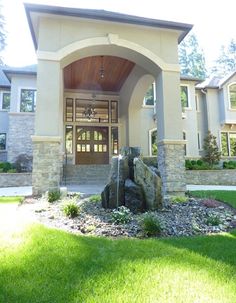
[156,71,186,203]
[32,60,64,195]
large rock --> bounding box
[124,179,145,213]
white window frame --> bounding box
[143,82,156,108]
[148,128,157,156]
[18,87,37,113]
[180,84,191,110]
[220,131,236,157]
[228,82,236,111]
[0,91,10,111]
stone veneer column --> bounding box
[32,136,63,196]
[158,140,186,202]
[156,70,186,202]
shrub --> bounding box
[0,162,12,172]
[141,213,162,236]
[48,190,61,203]
[89,194,101,203]
[14,154,33,172]
[170,196,188,203]
[206,214,222,226]
[202,131,221,167]
[223,160,236,169]
[185,159,211,170]
[62,201,80,218]
[7,168,17,173]
[112,206,131,224]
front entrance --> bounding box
[76,126,109,164]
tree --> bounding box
[202,131,221,167]
[179,32,207,79]
[211,39,236,77]
[0,1,6,65]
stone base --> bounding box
[158,141,186,203]
[32,139,63,196]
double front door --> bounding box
[76,126,109,164]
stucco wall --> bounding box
[186,169,236,186]
[0,173,32,187]
[8,113,35,163]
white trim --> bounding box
[228,82,236,110]
[31,136,62,143]
[0,90,10,111]
[195,93,200,112]
[37,35,180,72]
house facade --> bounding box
[1,3,235,197]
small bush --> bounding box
[62,201,80,218]
[0,162,13,172]
[206,214,222,226]
[170,196,188,203]
[185,159,211,170]
[14,154,33,172]
[89,194,101,203]
[112,206,131,224]
[141,213,162,236]
[48,190,61,203]
[7,169,17,173]
[223,160,236,169]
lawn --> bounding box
[190,190,236,209]
[0,224,236,303]
[0,196,23,203]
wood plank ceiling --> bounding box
[64,56,135,92]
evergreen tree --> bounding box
[179,32,207,79]
[0,1,6,65]
[202,131,221,167]
[211,39,236,77]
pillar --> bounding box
[32,60,63,195]
[156,71,186,202]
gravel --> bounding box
[24,195,236,238]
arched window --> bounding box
[229,83,236,109]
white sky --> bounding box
[2,0,236,68]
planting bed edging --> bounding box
[0,173,32,187]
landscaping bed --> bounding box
[24,194,236,238]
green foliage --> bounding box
[211,39,236,77]
[47,190,61,203]
[170,196,188,203]
[185,159,211,170]
[202,131,221,167]
[89,194,101,203]
[223,160,236,169]
[7,168,17,173]
[62,201,80,218]
[112,206,131,224]
[141,213,162,236]
[0,162,13,172]
[178,32,207,79]
[206,214,222,226]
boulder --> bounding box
[124,179,145,213]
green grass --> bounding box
[190,190,236,209]
[1,224,236,303]
[0,196,23,203]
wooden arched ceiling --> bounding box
[63,56,135,92]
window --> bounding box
[144,82,155,106]
[65,98,73,122]
[197,132,201,150]
[180,85,189,112]
[20,89,36,112]
[65,125,73,154]
[195,94,199,111]
[229,83,236,109]
[111,127,119,155]
[75,99,109,123]
[2,92,10,110]
[183,132,186,156]
[221,132,236,156]
[111,101,118,123]
[0,133,6,150]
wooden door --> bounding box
[76,126,109,164]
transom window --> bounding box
[0,133,6,150]
[2,92,10,111]
[221,132,236,156]
[180,85,189,112]
[20,89,37,112]
[229,83,236,109]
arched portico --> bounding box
[28,4,189,199]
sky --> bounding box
[1,0,236,68]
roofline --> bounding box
[3,69,37,82]
[180,76,203,82]
[24,3,193,50]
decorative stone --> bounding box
[124,179,145,213]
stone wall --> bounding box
[8,113,35,163]
[0,173,32,187]
[134,158,162,209]
[32,140,63,195]
[158,141,186,200]
[186,170,236,185]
